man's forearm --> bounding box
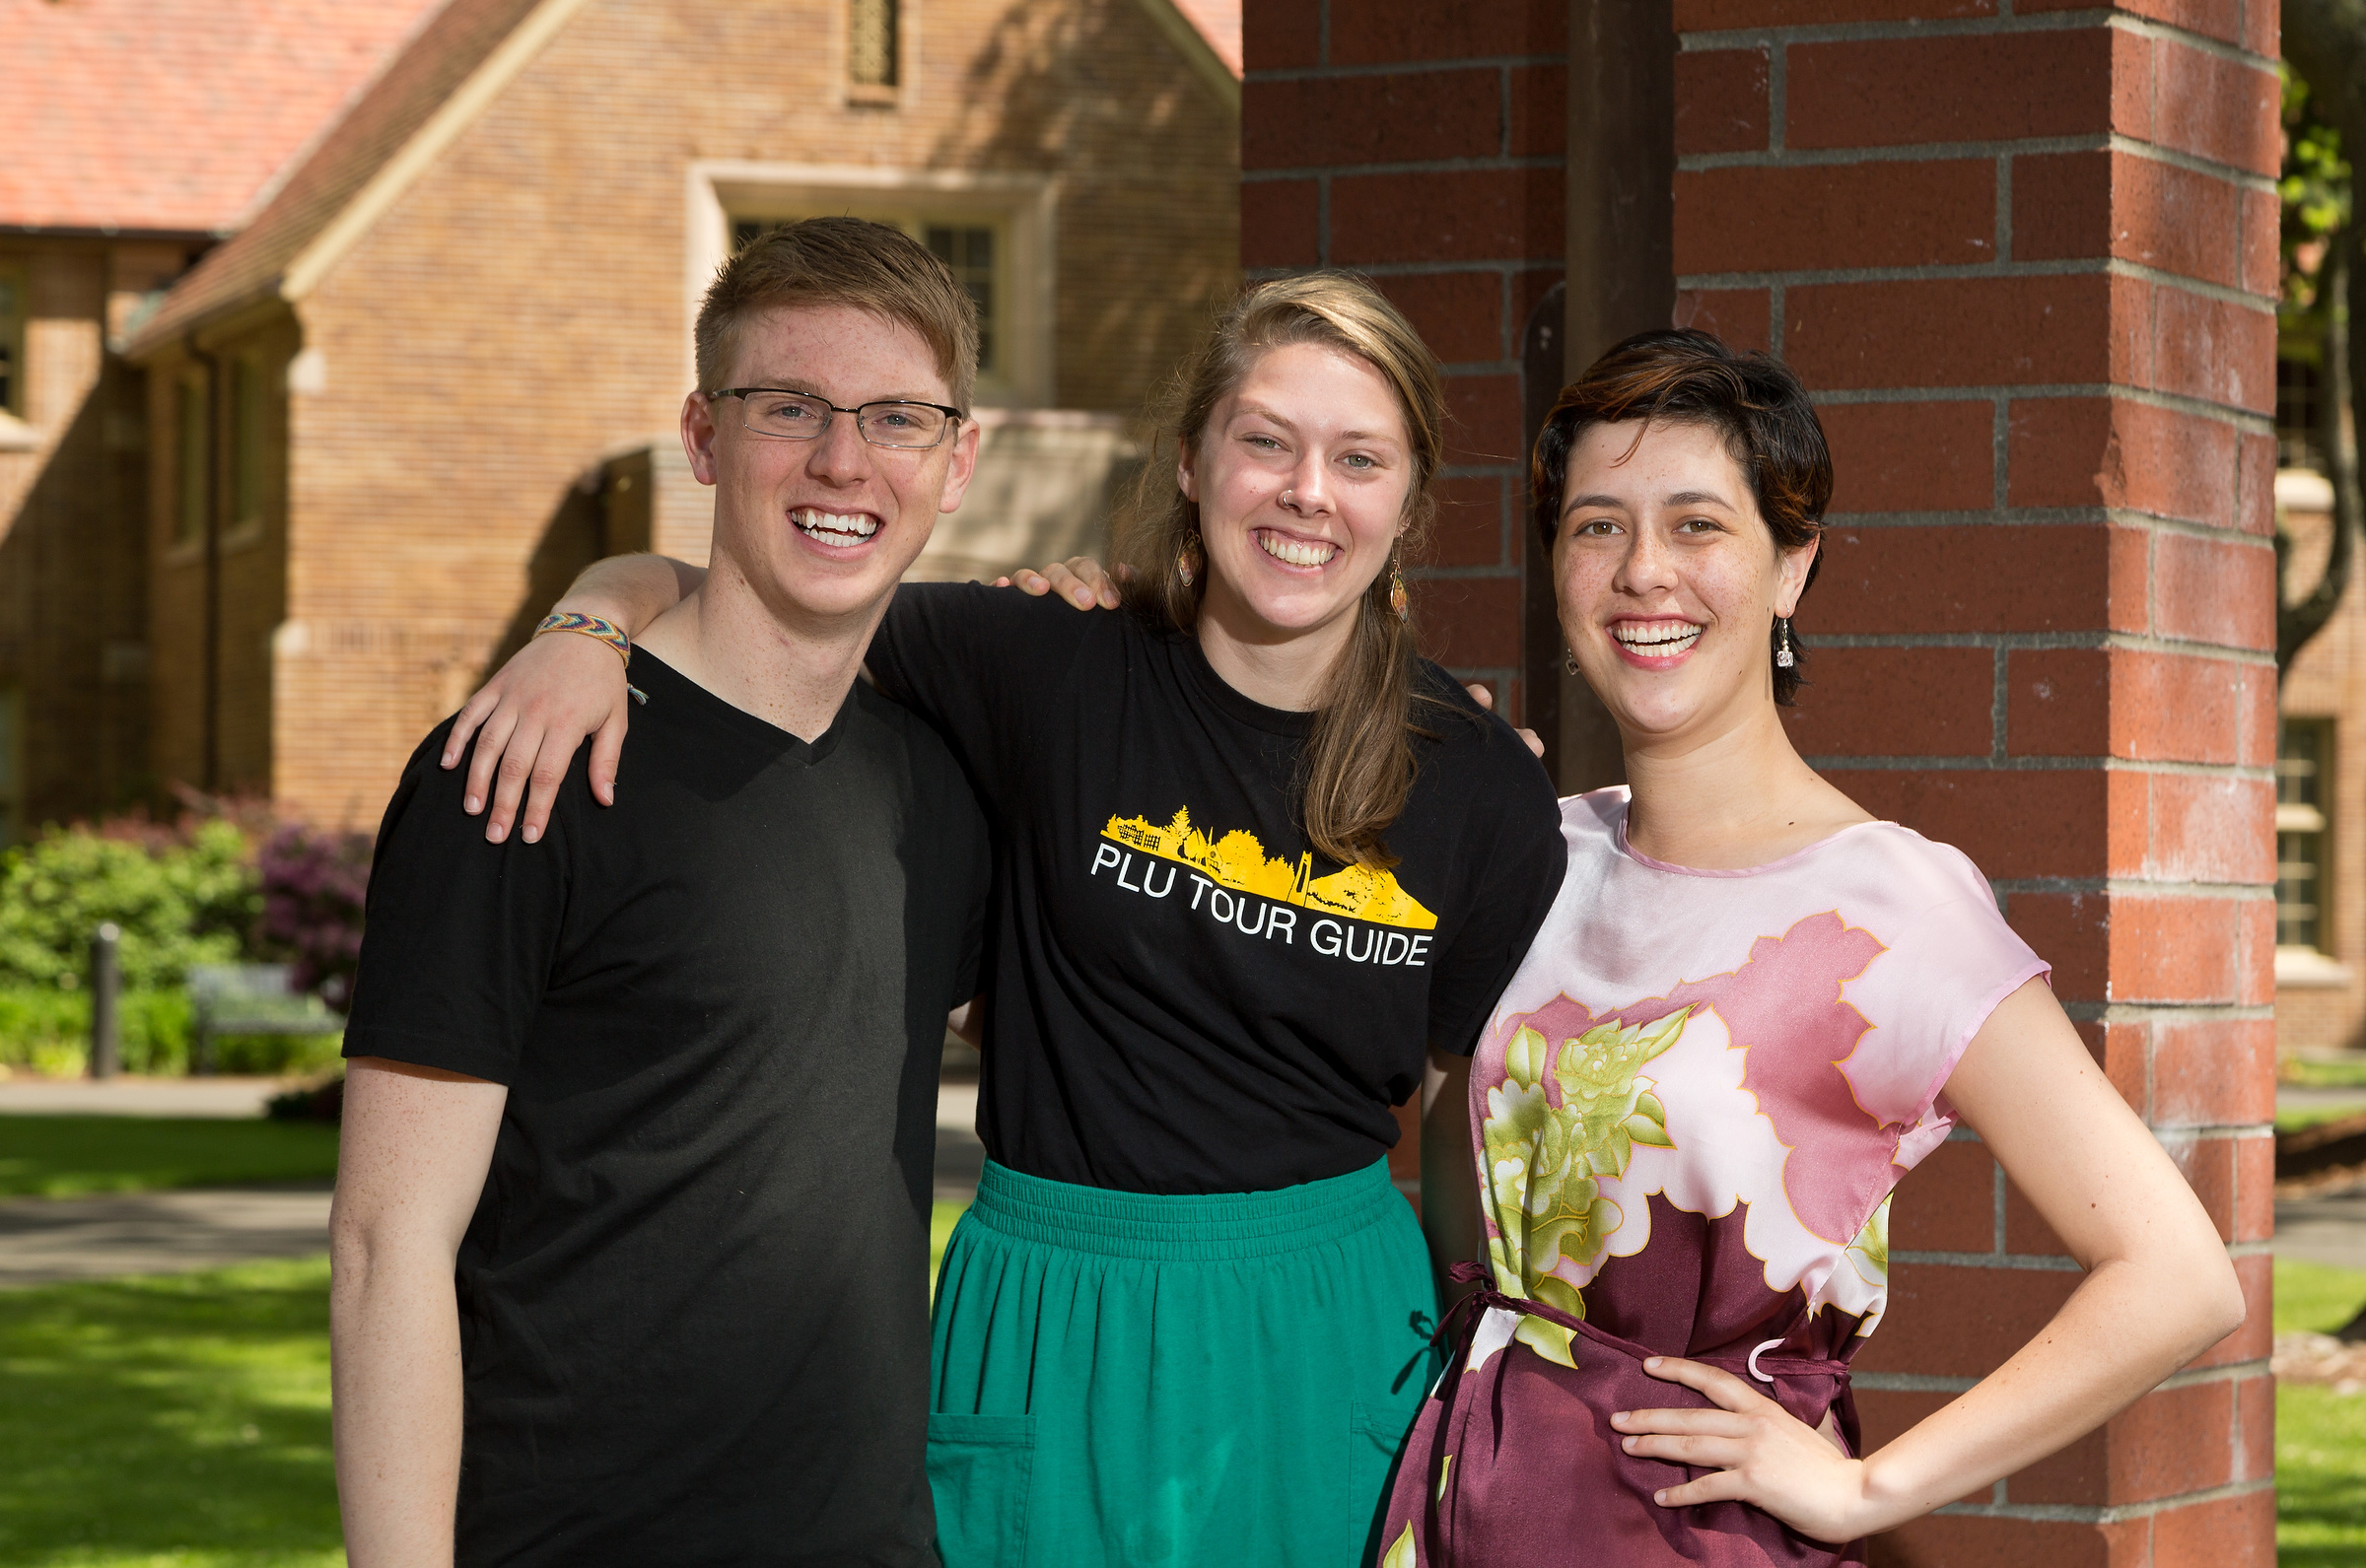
[331,1238,467,1568]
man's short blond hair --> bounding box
[694,217,980,411]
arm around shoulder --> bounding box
[330,1058,508,1568]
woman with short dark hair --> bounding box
[1373,330,2245,1566]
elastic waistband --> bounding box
[962,1158,1410,1262]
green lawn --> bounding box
[3,1201,2342,1565]
[0,1119,340,1199]
[2278,1103,2366,1133]
[0,1258,341,1568]
[2278,1257,2366,1566]
[2284,1055,2366,1090]
[0,1204,971,1566]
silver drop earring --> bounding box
[1774,618,1796,669]
[1564,648,1579,675]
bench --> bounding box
[186,964,339,1075]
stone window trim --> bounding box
[686,162,1056,409]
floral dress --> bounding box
[1380,790,2048,1567]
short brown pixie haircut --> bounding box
[693,217,981,412]
[1533,328,1834,705]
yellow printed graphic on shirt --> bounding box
[1102,807,1438,929]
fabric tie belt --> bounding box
[1432,1261,1857,1397]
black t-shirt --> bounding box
[867,584,1565,1195]
[342,651,989,1568]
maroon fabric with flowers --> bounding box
[1377,791,2046,1566]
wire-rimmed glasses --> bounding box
[706,387,966,449]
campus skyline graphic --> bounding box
[1101,807,1439,929]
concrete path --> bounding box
[0,1074,987,1287]
[0,1076,293,1118]
[0,1186,332,1287]
[2277,1187,2366,1273]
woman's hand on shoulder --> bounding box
[991,556,1123,610]
[1614,1358,1887,1543]
[1461,681,1546,760]
[441,630,632,845]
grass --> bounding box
[2278,1103,2366,1133]
[0,1203,972,1566]
[0,1257,341,1568]
[0,1212,2347,1565]
[0,1119,340,1199]
[2283,1055,2366,1090]
[2277,1257,2366,1567]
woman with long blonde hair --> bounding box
[442,272,1562,1563]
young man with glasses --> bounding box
[328,218,992,1567]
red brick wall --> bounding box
[1241,0,1567,716]
[1684,5,2279,1562]
[1253,3,2279,1562]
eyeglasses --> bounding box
[706,387,966,449]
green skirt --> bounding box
[928,1158,1440,1568]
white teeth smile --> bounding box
[791,509,879,548]
[1257,531,1338,569]
[1612,622,1703,655]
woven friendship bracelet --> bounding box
[535,611,632,666]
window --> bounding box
[174,370,208,549]
[2278,718,2333,951]
[0,687,18,850]
[0,264,25,418]
[229,350,267,531]
[848,0,898,92]
[731,213,1009,380]
[2276,352,2326,473]
[927,226,996,376]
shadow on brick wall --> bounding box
[477,476,606,682]
[0,367,151,831]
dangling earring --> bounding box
[1178,531,1204,587]
[1563,648,1579,675]
[1387,555,1410,622]
[1774,617,1796,668]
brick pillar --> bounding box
[1246,6,2279,1557]
[1670,2,2283,1562]
[1240,0,1567,721]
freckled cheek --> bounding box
[1555,552,1623,632]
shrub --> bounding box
[0,820,259,992]
[254,825,371,1010]
[0,988,196,1076]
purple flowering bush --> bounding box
[254,824,373,1012]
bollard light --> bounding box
[89,921,121,1080]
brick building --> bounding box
[0,0,446,843]
[1246,2,2278,1563]
[0,0,1239,833]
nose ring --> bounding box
[1282,489,1294,510]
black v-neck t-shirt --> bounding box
[868,584,1565,1195]
[343,652,989,1568]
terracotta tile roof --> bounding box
[125,0,548,352]
[0,0,444,234]
[1168,0,1238,79]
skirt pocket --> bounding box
[928,1410,1037,1568]
[1350,1399,1410,1566]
